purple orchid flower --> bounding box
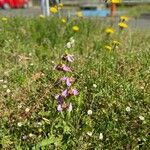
[62,64,71,72]
[62,54,74,62]
[57,103,72,112]
[60,77,75,87]
[55,95,63,112]
[55,64,71,72]
[62,89,68,97]
[60,77,67,81]
[69,88,79,96]
[61,88,79,97]
[57,104,63,112]
[55,95,63,104]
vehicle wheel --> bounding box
[3,3,10,10]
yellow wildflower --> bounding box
[111,0,121,3]
[1,17,7,21]
[76,11,83,18]
[112,40,120,45]
[72,26,79,32]
[61,18,67,24]
[50,7,58,14]
[120,16,129,22]
[118,22,128,29]
[54,5,58,9]
[39,14,45,18]
[105,27,115,34]
[105,45,112,51]
[58,3,63,8]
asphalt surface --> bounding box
[0,8,41,17]
[0,7,150,30]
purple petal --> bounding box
[66,78,72,87]
[63,65,71,72]
[55,95,63,104]
[57,104,62,112]
[72,89,79,96]
[60,77,67,81]
[67,103,73,112]
[67,55,74,62]
[62,89,68,97]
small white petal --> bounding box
[99,133,103,140]
[4,72,9,76]
[25,108,30,112]
[93,84,97,88]
[87,131,92,137]
[126,106,131,112]
[18,104,22,109]
[70,37,74,41]
[30,63,34,66]
[3,85,7,89]
[0,79,4,83]
[87,110,92,115]
[66,42,72,49]
[22,135,27,140]
[70,39,75,45]
[139,116,145,121]
[4,80,7,84]
[29,133,34,137]
[6,89,11,93]
[67,103,73,112]
[17,122,23,127]
[29,53,32,56]
[57,105,62,112]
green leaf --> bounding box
[33,135,62,149]
[34,136,55,149]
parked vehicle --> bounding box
[0,0,29,9]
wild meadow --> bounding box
[0,10,150,149]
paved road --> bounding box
[0,8,41,17]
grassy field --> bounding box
[0,14,150,149]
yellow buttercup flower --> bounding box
[118,22,128,29]
[61,18,67,24]
[105,27,115,34]
[39,14,45,18]
[120,16,129,22]
[2,17,7,21]
[72,26,79,32]
[105,45,112,51]
[50,7,58,14]
[76,11,83,18]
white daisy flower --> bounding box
[17,122,23,127]
[87,131,92,137]
[125,106,131,112]
[139,115,145,121]
[93,84,97,88]
[87,110,93,115]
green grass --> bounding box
[0,16,150,149]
